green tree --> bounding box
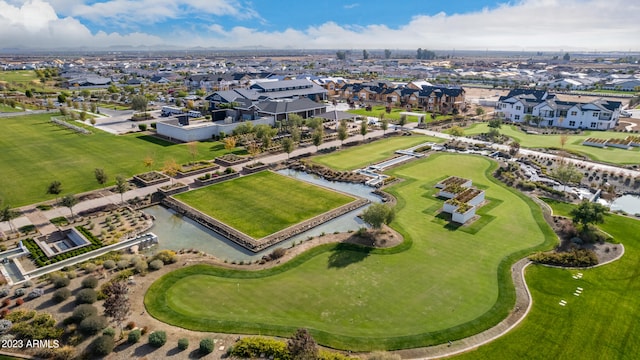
[131,95,148,114]
[46,180,62,204]
[25,89,33,98]
[570,200,608,230]
[337,119,349,145]
[381,118,389,136]
[362,49,369,60]
[384,49,392,59]
[312,128,324,151]
[563,52,571,61]
[487,127,500,141]
[61,194,78,219]
[488,119,502,129]
[475,107,485,119]
[287,328,318,360]
[290,126,301,143]
[361,203,395,230]
[449,125,465,137]
[336,51,346,60]
[114,175,129,204]
[398,114,407,130]
[508,141,520,157]
[360,120,368,140]
[282,137,295,159]
[94,168,108,185]
[550,162,583,191]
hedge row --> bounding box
[24,226,103,267]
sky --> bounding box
[0,0,638,51]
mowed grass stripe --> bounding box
[173,171,354,238]
[0,113,240,206]
[312,135,444,171]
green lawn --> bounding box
[0,103,22,112]
[173,171,354,239]
[0,70,39,85]
[97,103,131,110]
[0,113,242,206]
[465,123,640,164]
[347,105,452,122]
[313,135,444,171]
[540,197,576,217]
[145,154,556,350]
[455,212,640,360]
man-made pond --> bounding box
[610,194,640,215]
[142,170,381,261]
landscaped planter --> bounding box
[452,204,476,224]
[215,154,250,167]
[176,161,220,178]
[158,182,189,196]
[242,163,269,174]
[582,138,607,148]
[193,172,240,186]
[443,200,459,213]
[133,171,171,186]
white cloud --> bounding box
[69,0,256,25]
[0,0,638,50]
[343,3,359,9]
[0,0,162,48]
[190,0,640,51]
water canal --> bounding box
[142,169,382,261]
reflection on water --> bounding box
[142,170,381,261]
[610,195,640,215]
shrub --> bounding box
[82,263,97,273]
[178,338,189,350]
[27,288,44,299]
[0,288,10,297]
[52,276,70,288]
[72,304,98,323]
[15,298,24,306]
[133,260,148,274]
[14,288,25,297]
[81,276,99,289]
[1,299,10,307]
[138,124,147,131]
[22,280,33,288]
[153,250,177,265]
[0,319,12,334]
[126,321,136,330]
[0,309,9,318]
[230,337,289,359]
[79,315,107,336]
[128,329,142,343]
[75,289,97,304]
[52,288,71,303]
[90,335,115,357]
[269,248,286,260]
[102,327,115,337]
[200,338,214,354]
[141,326,149,335]
[530,248,598,267]
[103,260,116,269]
[116,260,129,270]
[148,330,167,347]
[148,259,164,271]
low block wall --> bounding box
[162,196,370,252]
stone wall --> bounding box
[162,197,370,252]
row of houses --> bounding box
[496,89,623,130]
